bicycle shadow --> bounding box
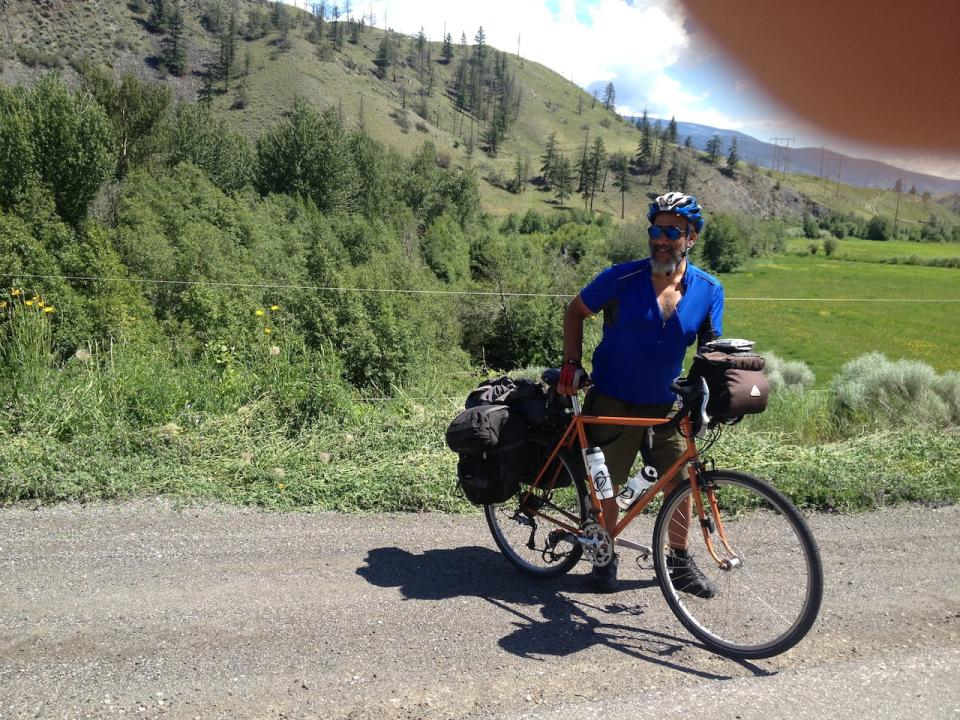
[357,545,770,680]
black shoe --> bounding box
[666,549,716,599]
[589,554,619,593]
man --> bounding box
[557,192,724,594]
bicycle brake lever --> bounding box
[696,377,711,437]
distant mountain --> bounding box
[671,121,960,195]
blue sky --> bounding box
[288,0,960,179]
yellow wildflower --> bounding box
[0,301,6,308]
[44,307,54,314]
[10,289,21,297]
[264,327,272,334]
[25,300,33,306]
[36,300,45,308]
[277,482,286,491]
[255,308,265,316]
[270,305,280,311]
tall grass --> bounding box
[1,312,958,512]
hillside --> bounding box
[1,0,958,229]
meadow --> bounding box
[720,254,960,382]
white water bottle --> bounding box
[616,465,658,510]
[585,447,614,500]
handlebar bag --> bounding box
[689,351,770,421]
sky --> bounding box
[292,0,960,180]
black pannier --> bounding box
[688,350,770,422]
[446,375,570,506]
[446,405,528,505]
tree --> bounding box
[0,87,34,211]
[441,32,453,64]
[553,154,573,206]
[665,152,682,191]
[726,137,739,176]
[700,213,746,272]
[255,100,360,214]
[161,4,188,77]
[24,74,115,226]
[684,135,693,149]
[582,136,606,211]
[160,103,254,192]
[802,213,819,239]
[602,82,615,110]
[705,134,723,164]
[539,131,558,187]
[373,33,392,78]
[148,0,168,32]
[219,8,238,90]
[80,69,172,179]
[666,116,678,145]
[610,153,630,219]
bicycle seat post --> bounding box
[571,394,582,416]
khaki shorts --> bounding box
[582,390,688,488]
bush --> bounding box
[761,351,815,393]
[823,236,839,256]
[829,353,960,430]
[697,212,746,273]
[866,214,892,240]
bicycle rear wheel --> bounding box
[652,470,823,659]
[485,440,589,578]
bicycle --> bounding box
[484,374,824,659]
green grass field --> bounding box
[719,254,960,382]
[786,236,960,262]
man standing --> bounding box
[557,192,724,594]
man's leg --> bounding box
[651,422,715,599]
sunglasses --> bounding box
[647,225,688,241]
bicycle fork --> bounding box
[692,475,743,571]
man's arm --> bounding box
[558,294,594,396]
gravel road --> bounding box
[1,502,958,719]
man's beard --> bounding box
[649,241,685,275]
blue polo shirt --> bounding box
[579,259,724,404]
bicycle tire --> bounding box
[484,440,590,579]
[652,470,823,659]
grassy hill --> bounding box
[4,0,957,229]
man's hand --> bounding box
[557,359,584,397]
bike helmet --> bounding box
[647,192,704,233]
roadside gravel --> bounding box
[1,502,958,719]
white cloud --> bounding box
[877,154,960,181]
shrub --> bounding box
[823,236,838,256]
[829,353,960,430]
[761,351,815,393]
[697,212,746,273]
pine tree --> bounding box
[705,134,723,164]
[553,154,573,206]
[441,32,453,64]
[666,116,678,144]
[374,34,391,78]
[583,136,606,211]
[149,0,168,32]
[161,3,187,76]
[602,82,615,110]
[611,153,630,219]
[218,9,238,91]
[726,137,739,176]
[684,135,693,149]
[666,152,681,190]
[540,131,558,187]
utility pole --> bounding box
[769,137,794,176]
[819,145,826,182]
[894,178,903,236]
[835,157,842,197]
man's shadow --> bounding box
[357,545,770,680]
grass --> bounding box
[786,236,960,262]
[720,254,960,382]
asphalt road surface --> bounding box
[1,502,958,719]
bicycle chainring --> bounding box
[581,521,614,567]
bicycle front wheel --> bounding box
[653,470,823,659]
[485,441,589,579]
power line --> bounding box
[3,272,960,302]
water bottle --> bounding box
[585,447,614,500]
[616,465,659,510]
